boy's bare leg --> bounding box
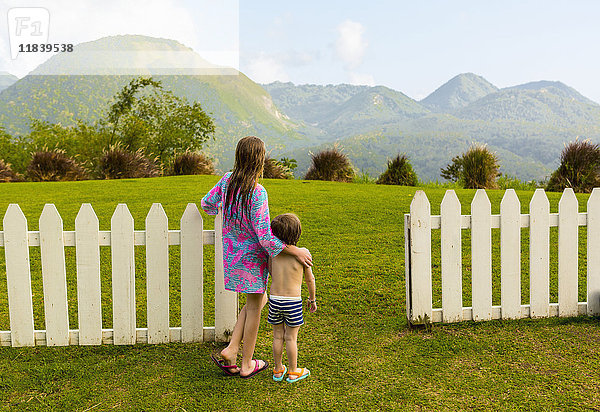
[220,294,267,369]
[284,325,301,373]
[272,323,285,377]
[240,293,267,376]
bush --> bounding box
[376,154,418,186]
[171,151,215,175]
[305,148,355,182]
[546,139,600,193]
[99,146,160,179]
[26,149,88,182]
[0,159,24,182]
[263,157,293,179]
[441,144,500,189]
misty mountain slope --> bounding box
[0,72,18,92]
[421,73,498,112]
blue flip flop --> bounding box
[286,367,310,383]
[273,365,287,382]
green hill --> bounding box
[0,72,18,92]
[421,72,498,112]
[0,35,306,171]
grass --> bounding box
[0,176,599,410]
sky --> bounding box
[2,0,600,102]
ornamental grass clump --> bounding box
[546,139,600,193]
[99,145,160,179]
[171,151,215,175]
[0,159,24,182]
[263,157,293,179]
[27,149,88,182]
[376,154,418,186]
[441,144,501,189]
[305,147,355,182]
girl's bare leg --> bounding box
[272,323,285,377]
[220,294,267,368]
[239,293,267,375]
[284,325,301,372]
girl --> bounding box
[202,136,312,378]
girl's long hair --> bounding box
[224,136,265,226]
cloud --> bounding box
[335,20,368,69]
[349,72,375,86]
[245,52,289,83]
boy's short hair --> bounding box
[271,213,302,246]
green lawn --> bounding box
[0,176,599,411]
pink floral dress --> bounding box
[201,172,286,293]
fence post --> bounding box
[588,189,600,315]
[39,204,69,346]
[500,190,521,319]
[529,189,550,318]
[3,205,34,347]
[111,204,136,345]
[75,203,102,345]
[180,203,204,342]
[558,189,578,317]
[441,190,462,322]
[409,190,432,323]
[146,203,170,344]
[214,209,238,342]
[471,189,492,321]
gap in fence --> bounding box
[549,226,559,304]
[520,227,531,305]
[0,254,6,330]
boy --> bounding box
[268,213,317,383]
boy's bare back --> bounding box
[269,248,311,297]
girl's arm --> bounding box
[280,245,313,267]
[201,174,227,215]
[250,187,286,257]
[304,265,317,313]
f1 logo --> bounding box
[7,7,50,59]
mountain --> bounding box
[0,35,306,170]
[0,72,18,92]
[421,73,498,112]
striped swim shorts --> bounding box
[267,295,304,327]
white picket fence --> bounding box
[405,188,600,324]
[0,203,238,347]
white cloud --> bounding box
[246,52,289,84]
[349,72,375,86]
[335,20,368,69]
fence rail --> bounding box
[405,188,600,324]
[0,203,237,347]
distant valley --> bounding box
[1,36,599,181]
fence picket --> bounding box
[441,190,462,322]
[75,204,102,345]
[214,209,238,341]
[558,189,578,317]
[3,205,34,347]
[146,204,170,344]
[529,189,550,318]
[471,189,492,321]
[409,191,432,323]
[500,190,521,319]
[111,204,136,345]
[180,204,204,342]
[587,189,600,315]
[39,204,70,346]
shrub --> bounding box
[263,157,293,179]
[546,139,600,193]
[376,154,418,186]
[99,146,160,179]
[441,144,501,189]
[305,148,355,182]
[0,159,24,182]
[26,149,88,182]
[171,151,215,175]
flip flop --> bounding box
[240,359,269,379]
[286,367,310,383]
[272,365,287,382]
[210,352,240,376]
